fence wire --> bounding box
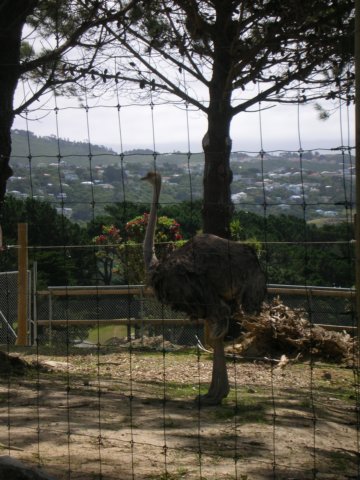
[32,285,355,348]
[1,117,358,479]
[0,17,358,480]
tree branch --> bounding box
[124,24,209,86]
[19,0,139,75]
[104,24,209,113]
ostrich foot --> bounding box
[195,384,230,406]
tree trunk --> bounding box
[202,5,234,239]
[0,1,38,210]
[0,1,38,361]
[202,111,233,239]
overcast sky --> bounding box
[12,89,355,155]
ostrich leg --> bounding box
[197,336,230,406]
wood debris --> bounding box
[275,354,290,370]
[225,296,356,363]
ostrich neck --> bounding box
[143,179,161,272]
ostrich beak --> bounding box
[141,171,159,182]
[141,172,155,181]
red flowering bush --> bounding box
[94,225,121,245]
[124,213,184,284]
[92,216,184,285]
[125,213,182,244]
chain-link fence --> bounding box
[267,285,355,328]
[0,271,31,344]
[35,286,198,347]
[32,284,355,348]
[0,277,354,347]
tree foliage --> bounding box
[96,199,354,287]
[0,196,94,288]
[14,0,139,114]
[234,211,354,287]
[109,0,354,107]
[0,195,353,288]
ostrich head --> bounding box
[141,171,162,272]
[141,171,161,188]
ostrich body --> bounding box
[142,171,266,405]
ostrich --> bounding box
[142,171,266,405]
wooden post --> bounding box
[16,223,28,346]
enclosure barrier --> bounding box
[1,281,353,346]
[0,270,31,344]
[30,283,356,346]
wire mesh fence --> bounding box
[0,281,358,480]
[30,283,356,349]
[0,271,31,344]
[2,100,357,480]
[0,2,357,478]
[35,286,201,347]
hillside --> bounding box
[10,129,205,168]
[9,130,354,223]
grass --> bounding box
[152,379,270,424]
[164,381,208,399]
[3,347,357,410]
[328,449,357,473]
[128,349,199,359]
[314,382,356,403]
[213,392,270,424]
[146,469,190,480]
[86,325,129,344]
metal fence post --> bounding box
[48,290,53,346]
[16,223,28,346]
[140,287,144,345]
[355,0,360,363]
[32,262,38,345]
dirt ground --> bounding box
[0,345,358,480]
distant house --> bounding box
[289,195,303,202]
[96,183,114,189]
[64,172,79,182]
[9,190,23,197]
[56,207,73,218]
[324,211,338,217]
[231,192,247,202]
[287,184,303,194]
[315,209,338,218]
